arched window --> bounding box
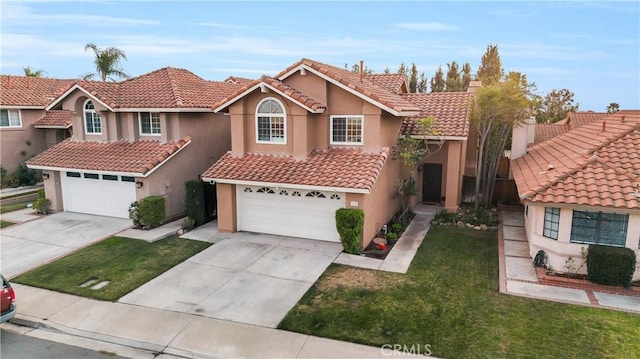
[256,98,285,144]
[84,100,102,134]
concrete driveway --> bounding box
[1,212,131,278]
[119,232,343,328]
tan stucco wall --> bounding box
[216,183,237,232]
[0,109,48,173]
[361,156,402,248]
[42,170,63,212]
[525,203,640,281]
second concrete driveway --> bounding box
[1,212,132,278]
[119,232,343,328]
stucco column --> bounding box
[292,109,308,159]
[216,183,237,232]
[229,103,245,156]
[444,141,462,211]
[44,171,64,213]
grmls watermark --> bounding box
[380,344,432,356]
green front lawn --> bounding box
[14,236,211,301]
[0,220,15,228]
[279,226,640,359]
[0,202,29,213]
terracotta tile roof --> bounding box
[33,110,73,128]
[59,67,243,110]
[0,76,75,107]
[364,74,408,94]
[534,124,571,144]
[511,113,640,209]
[276,58,421,115]
[213,76,326,112]
[202,147,389,192]
[560,111,607,128]
[400,92,472,137]
[224,76,254,85]
[26,137,191,175]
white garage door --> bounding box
[61,171,136,218]
[236,185,345,242]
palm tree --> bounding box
[84,43,129,81]
[606,102,620,114]
[23,66,46,77]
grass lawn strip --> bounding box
[0,220,15,228]
[0,202,29,214]
[279,226,640,359]
[14,236,211,301]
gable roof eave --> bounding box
[45,84,115,112]
[213,81,325,114]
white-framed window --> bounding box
[570,210,628,247]
[83,100,102,134]
[139,112,161,135]
[543,207,560,240]
[330,115,363,145]
[0,109,22,128]
[255,98,286,144]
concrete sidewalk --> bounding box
[499,208,640,314]
[8,284,422,359]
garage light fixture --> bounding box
[42,173,50,180]
[136,181,144,188]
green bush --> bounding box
[13,163,37,187]
[386,232,398,240]
[129,196,166,229]
[433,210,459,224]
[587,245,636,288]
[181,217,195,231]
[184,180,206,227]
[38,189,45,199]
[335,208,364,254]
[33,198,50,214]
[391,223,403,233]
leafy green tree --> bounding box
[606,102,620,113]
[445,61,463,92]
[477,44,503,86]
[471,78,530,209]
[408,63,419,93]
[430,66,445,92]
[84,43,129,81]
[461,62,472,90]
[535,89,579,123]
[23,66,45,77]
[417,73,428,93]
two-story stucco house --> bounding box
[1,76,75,175]
[202,58,475,248]
[27,67,242,219]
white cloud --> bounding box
[395,22,458,31]
[2,3,158,27]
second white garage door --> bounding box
[236,185,345,242]
[61,171,137,218]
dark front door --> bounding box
[422,163,443,203]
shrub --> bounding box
[138,196,166,229]
[587,245,636,288]
[386,232,398,240]
[38,189,45,199]
[181,217,195,231]
[335,208,364,254]
[184,180,206,227]
[33,198,50,214]
[13,163,37,187]
[391,223,403,233]
[433,210,458,224]
[128,201,142,228]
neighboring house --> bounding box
[27,67,242,219]
[0,76,75,174]
[510,112,640,281]
[202,58,474,247]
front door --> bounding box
[422,163,443,203]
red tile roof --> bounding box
[56,67,243,110]
[276,58,421,115]
[400,92,472,137]
[26,137,191,175]
[33,110,73,128]
[224,76,254,85]
[511,113,640,209]
[534,124,571,144]
[213,76,326,112]
[202,147,389,192]
[364,74,408,94]
[0,76,75,107]
[559,111,608,128]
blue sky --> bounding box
[1,1,638,111]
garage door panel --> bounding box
[236,186,344,242]
[61,173,136,218]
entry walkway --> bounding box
[499,208,640,313]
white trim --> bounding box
[33,124,72,129]
[201,178,370,194]
[47,84,114,111]
[213,81,325,114]
[83,99,102,135]
[0,109,22,128]
[255,97,287,145]
[330,115,364,146]
[0,105,44,110]
[27,140,191,178]
[138,112,162,136]
[278,64,421,117]
[409,135,468,141]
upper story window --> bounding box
[256,98,285,144]
[139,112,161,135]
[0,109,22,128]
[570,210,628,247]
[330,115,363,145]
[83,100,102,134]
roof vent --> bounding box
[602,120,606,132]
[621,115,625,123]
